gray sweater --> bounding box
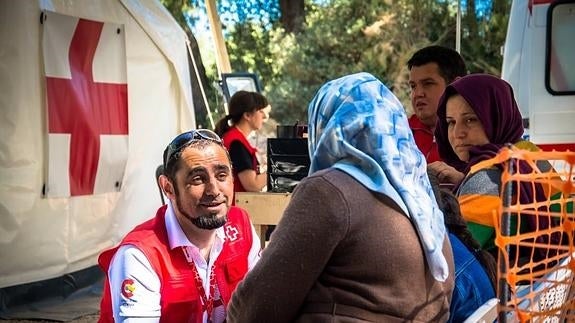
[228,168,454,322]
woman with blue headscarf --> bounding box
[228,73,454,322]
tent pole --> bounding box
[186,40,215,129]
[206,0,232,115]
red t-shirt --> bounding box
[408,114,440,163]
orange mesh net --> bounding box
[491,147,575,322]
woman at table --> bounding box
[214,91,271,193]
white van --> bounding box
[501,0,575,152]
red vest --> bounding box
[408,114,440,163]
[222,127,258,193]
[98,205,254,323]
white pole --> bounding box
[206,0,231,114]
[456,0,461,53]
[186,40,215,129]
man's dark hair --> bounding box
[407,45,467,83]
[164,140,231,184]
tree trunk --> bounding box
[279,0,305,33]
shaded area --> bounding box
[0,266,103,321]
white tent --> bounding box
[0,0,196,288]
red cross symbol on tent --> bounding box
[46,19,128,196]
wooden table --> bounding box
[234,192,291,248]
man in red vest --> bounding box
[408,46,466,186]
[98,129,261,323]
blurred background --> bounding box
[165,0,510,128]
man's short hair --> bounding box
[407,45,467,83]
[163,131,231,183]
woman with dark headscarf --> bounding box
[433,74,556,259]
[228,73,454,322]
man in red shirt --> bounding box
[98,129,261,323]
[408,46,467,187]
[407,46,467,163]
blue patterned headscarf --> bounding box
[308,72,449,282]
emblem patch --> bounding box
[225,225,239,241]
[121,278,135,298]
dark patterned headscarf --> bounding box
[435,74,524,174]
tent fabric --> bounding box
[0,0,195,288]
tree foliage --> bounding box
[461,0,510,74]
[163,0,511,125]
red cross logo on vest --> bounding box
[225,225,240,242]
[46,18,128,196]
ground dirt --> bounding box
[1,313,99,323]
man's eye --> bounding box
[191,176,204,184]
[216,172,228,181]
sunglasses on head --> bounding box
[163,129,223,167]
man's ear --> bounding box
[159,174,175,200]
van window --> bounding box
[546,1,575,95]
